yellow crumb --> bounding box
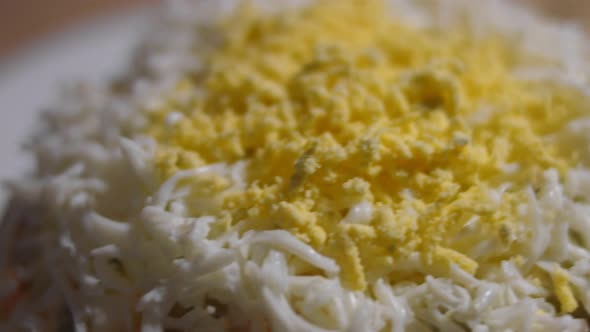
[433,246,478,275]
[145,0,587,291]
[551,265,578,314]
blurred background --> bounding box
[0,0,588,58]
[0,0,156,57]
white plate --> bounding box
[0,7,157,214]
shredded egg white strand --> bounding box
[4,0,590,331]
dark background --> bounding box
[0,0,156,56]
[0,0,588,58]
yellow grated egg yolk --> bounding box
[551,265,578,314]
[145,0,589,291]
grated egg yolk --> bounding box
[146,0,589,291]
[551,265,578,314]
